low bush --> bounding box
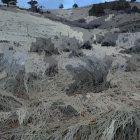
[30,37,59,56]
[66,56,112,95]
[131,6,140,13]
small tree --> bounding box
[59,4,64,9]
[119,0,126,2]
[73,3,78,8]
[28,0,38,8]
[131,0,136,2]
[2,0,17,6]
[2,0,8,5]
[28,0,39,12]
[131,6,140,12]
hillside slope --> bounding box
[0,3,140,140]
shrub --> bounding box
[30,37,59,56]
[28,0,38,8]
[101,33,118,47]
[2,0,17,6]
[59,4,64,9]
[111,1,131,11]
[89,1,131,16]
[5,70,29,99]
[131,0,136,2]
[73,3,78,8]
[46,11,51,14]
[131,6,140,13]
[27,0,41,13]
[66,56,112,95]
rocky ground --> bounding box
[0,2,140,140]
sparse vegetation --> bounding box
[1,1,140,139]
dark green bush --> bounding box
[131,0,136,2]
[110,1,131,11]
[89,1,131,16]
[59,4,64,9]
[28,0,41,13]
[30,37,59,56]
[131,6,140,13]
[2,0,17,5]
[73,3,78,8]
[89,4,105,17]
